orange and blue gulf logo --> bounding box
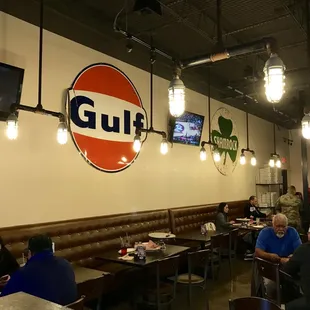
[68,63,147,172]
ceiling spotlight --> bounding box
[301,114,310,139]
[200,146,207,161]
[168,74,185,117]
[264,53,285,103]
[6,113,18,140]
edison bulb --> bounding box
[200,147,207,161]
[160,139,168,155]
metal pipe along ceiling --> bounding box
[180,37,274,69]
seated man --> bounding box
[244,196,267,220]
[255,213,301,264]
[1,235,77,305]
[283,227,310,310]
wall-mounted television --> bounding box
[0,62,24,121]
[168,111,205,146]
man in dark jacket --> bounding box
[283,228,310,310]
[1,235,77,306]
[244,195,267,220]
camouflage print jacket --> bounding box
[275,193,302,230]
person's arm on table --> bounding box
[217,213,233,228]
[0,270,24,297]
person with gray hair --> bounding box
[275,186,302,232]
[255,213,301,264]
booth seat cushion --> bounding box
[169,200,247,234]
[0,209,170,268]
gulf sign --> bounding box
[68,63,147,172]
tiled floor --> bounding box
[105,259,253,310]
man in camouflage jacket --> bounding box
[275,186,303,232]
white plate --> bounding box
[252,225,264,228]
[148,232,176,239]
[236,218,251,222]
[127,248,136,253]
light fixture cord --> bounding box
[273,123,276,153]
[150,47,154,130]
[246,112,249,149]
[208,67,211,141]
[37,0,44,110]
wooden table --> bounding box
[73,266,109,306]
[96,244,189,267]
[0,292,67,309]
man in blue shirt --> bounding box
[255,213,301,264]
[1,235,77,306]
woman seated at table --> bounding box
[215,202,235,232]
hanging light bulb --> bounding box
[57,121,68,145]
[264,53,285,103]
[6,113,18,140]
[160,138,168,155]
[301,114,310,139]
[269,156,275,168]
[275,157,282,168]
[200,147,207,161]
[213,148,221,162]
[168,74,185,117]
[251,154,257,166]
[133,134,141,153]
[240,153,246,165]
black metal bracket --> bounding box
[201,140,217,148]
[241,148,255,155]
[11,104,65,121]
[135,127,167,139]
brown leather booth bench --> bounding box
[169,200,247,234]
[0,199,246,298]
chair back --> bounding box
[155,255,180,309]
[255,257,281,305]
[229,228,239,254]
[229,296,281,310]
[210,233,224,252]
[188,249,210,287]
[65,295,85,310]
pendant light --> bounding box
[269,123,281,168]
[199,68,218,161]
[264,53,286,103]
[168,66,185,117]
[240,111,256,166]
[5,0,67,143]
[133,41,168,154]
[301,113,310,139]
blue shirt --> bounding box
[256,227,301,257]
[1,251,77,305]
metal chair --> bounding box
[209,233,225,280]
[66,295,85,310]
[255,257,281,305]
[142,255,180,310]
[170,249,210,310]
[229,296,281,310]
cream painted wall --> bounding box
[0,13,290,227]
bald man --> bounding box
[255,214,301,264]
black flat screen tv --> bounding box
[168,111,205,146]
[0,62,24,121]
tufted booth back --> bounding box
[169,200,247,234]
[0,209,170,268]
